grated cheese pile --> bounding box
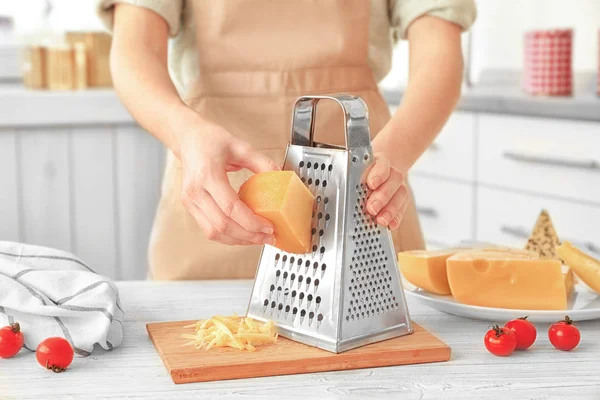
[182,315,278,352]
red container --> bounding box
[523,29,573,96]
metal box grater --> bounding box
[246,94,413,353]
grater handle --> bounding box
[291,95,371,150]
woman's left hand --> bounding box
[365,153,408,231]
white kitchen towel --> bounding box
[0,241,124,356]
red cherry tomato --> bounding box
[36,337,74,372]
[484,325,517,356]
[505,316,537,350]
[548,315,580,351]
[0,322,24,358]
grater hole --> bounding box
[312,245,318,252]
[308,294,313,301]
[307,162,312,168]
[308,178,313,185]
[323,180,327,188]
[313,262,318,270]
[299,161,304,168]
[275,253,280,261]
[309,311,314,319]
[328,164,333,172]
[301,309,306,317]
[298,258,303,266]
[283,255,288,262]
[324,197,329,204]
[318,212,323,219]
[312,228,316,236]
[316,196,321,203]
[291,273,296,281]
[293,307,298,315]
[346,316,350,321]
[315,179,320,186]
[352,156,358,163]
[285,305,290,312]
[316,296,321,304]
[306,277,312,285]
[321,164,325,171]
[325,214,331,221]
[299,292,305,300]
[313,162,319,170]
[305,260,311,268]
[276,270,281,277]
[264,299,269,306]
[318,313,323,322]
[314,279,320,287]
[271,301,276,308]
[270,284,275,292]
[319,246,325,254]
[290,256,295,264]
[301,177,306,183]
[292,290,297,298]
[321,263,326,272]
[319,229,324,237]
[298,275,303,283]
[278,303,283,311]
[283,272,288,279]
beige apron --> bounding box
[148,0,425,280]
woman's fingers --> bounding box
[366,168,405,217]
[194,188,275,245]
[184,200,255,246]
[205,169,275,235]
[375,184,408,227]
[388,199,409,231]
[234,144,281,174]
[366,154,391,190]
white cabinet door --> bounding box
[478,114,600,205]
[411,111,476,182]
[410,176,474,249]
[476,187,600,258]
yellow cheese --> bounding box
[557,241,600,294]
[239,171,314,254]
[446,250,567,310]
[397,249,464,295]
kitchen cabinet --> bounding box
[399,108,600,252]
[0,86,165,280]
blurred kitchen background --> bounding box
[0,0,599,280]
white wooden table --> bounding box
[2,281,599,399]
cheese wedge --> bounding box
[446,250,567,310]
[525,209,561,260]
[238,171,314,254]
[557,241,600,294]
[397,249,464,295]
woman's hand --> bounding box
[365,153,408,231]
[179,119,279,246]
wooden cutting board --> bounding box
[147,320,451,384]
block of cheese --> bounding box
[239,171,314,254]
[397,249,465,295]
[446,250,567,310]
[557,241,600,294]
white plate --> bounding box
[404,284,600,323]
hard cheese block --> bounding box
[239,171,314,254]
[397,249,464,295]
[557,241,600,294]
[446,250,567,310]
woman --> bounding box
[97,0,476,280]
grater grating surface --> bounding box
[246,95,412,353]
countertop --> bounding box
[383,69,600,122]
[1,69,599,128]
[2,280,598,400]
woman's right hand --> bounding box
[178,118,279,246]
